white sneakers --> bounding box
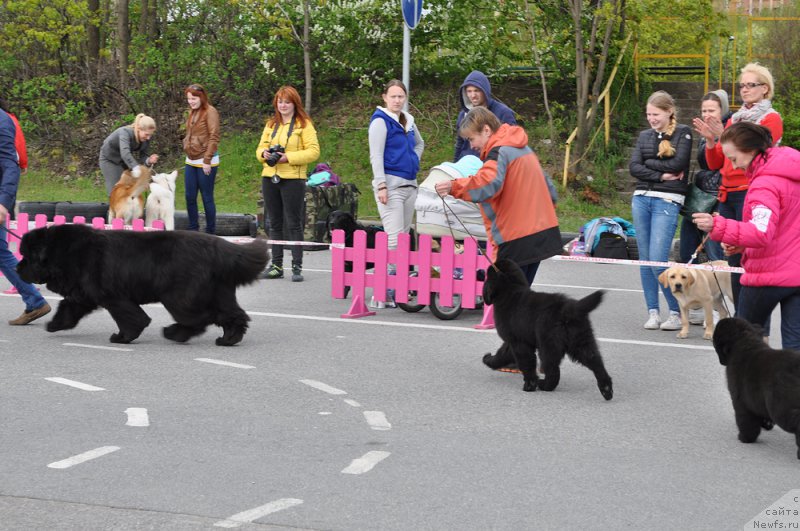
[644,309,661,330]
[644,310,682,331]
[659,312,682,331]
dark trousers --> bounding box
[263,177,305,267]
[717,190,746,306]
[185,165,217,234]
[738,286,800,350]
[678,215,724,263]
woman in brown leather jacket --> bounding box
[183,83,220,234]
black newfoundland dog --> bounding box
[482,259,613,400]
[713,317,800,459]
[17,224,268,346]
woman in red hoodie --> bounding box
[693,63,783,310]
[694,123,800,349]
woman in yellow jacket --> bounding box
[256,86,320,282]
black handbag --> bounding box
[681,182,718,217]
[592,233,629,259]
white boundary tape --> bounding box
[550,254,745,273]
[216,237,748,273]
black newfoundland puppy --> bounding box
[328,210,384,297]
[17,224,268,346]
[482,259,613,400]
[713,317,800,459]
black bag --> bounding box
[681,182,718,217]
[592,232,629,259]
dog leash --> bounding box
[438,194,499,273]
[685,232,734,317]
[686,233,710,266]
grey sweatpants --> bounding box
[376,185,417,255]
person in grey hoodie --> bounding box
[99,113,160,195]
[453,70,516,161]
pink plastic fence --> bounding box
[3,214,164,294]
[331,229,495,329]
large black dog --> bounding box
[713,317,800,459]
[17,224,268,346]
[482,259,613,400]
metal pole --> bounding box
[403,22,411,111]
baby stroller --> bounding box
[398,156,487,320]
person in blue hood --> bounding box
[454,70,517,161]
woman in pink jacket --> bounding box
[694,122,800,349]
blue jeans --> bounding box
[737,286,800,350]
[0,224,47,311]
[185,165,217,234]
[631,195,680,313]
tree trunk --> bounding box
[147,0,158,40]
[117,0,130,90]
[87,0,100,81]
[139,0,149,36]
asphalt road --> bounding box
[1,249,797,530]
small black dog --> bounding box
[713,317,800,459]
[482,259,613,400]
[328,210,383,297]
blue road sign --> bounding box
[401,0,423,29]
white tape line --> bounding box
[195,358,255,369]
[45,377,105,392]
[550,254,745,273]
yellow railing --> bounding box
[562,34,633,187]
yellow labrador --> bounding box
[658,261,733,340]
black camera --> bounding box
[265,145,285,167]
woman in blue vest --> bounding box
[368,80,424,307]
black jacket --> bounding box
[629,123,692,195]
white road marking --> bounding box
[125,408,149,427]
[319,411,332,415]
[213,498,304,528]
[341,451,391,475]
[195,358,255,369]
[597,337,714,351]
[44,377,105,391]
[47,446,120,469]
[343,399,361,408]
[248,312,715,350]
[299,379,347,395]
[63,342,133,352]
[363,411,391,430]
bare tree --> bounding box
[275,0,313,112]
[569,0,620,173]
[521,0,555,139]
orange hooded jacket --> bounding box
[449,124,561,265]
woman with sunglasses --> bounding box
[693,63,783,312]
[693,122,800,349]
[183,83,220,234]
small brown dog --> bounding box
[658,260,733,340]
[108,165,152,224]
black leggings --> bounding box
[263,177,305,267]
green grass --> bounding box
[17,87,635,232]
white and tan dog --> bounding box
[658,260,734,340]
[145,170,177,230]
